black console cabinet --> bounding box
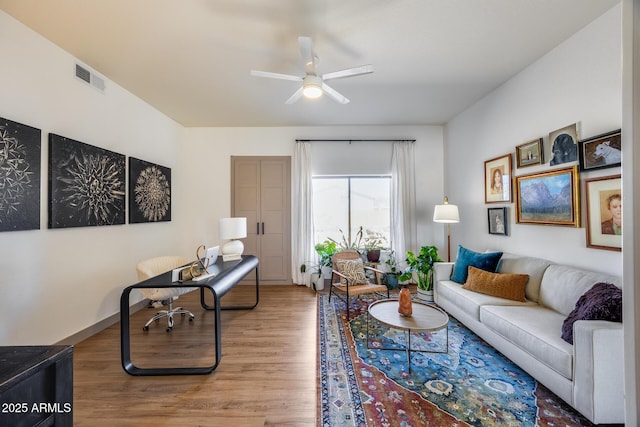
[0,346,73,427]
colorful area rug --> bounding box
[318,294,595,427]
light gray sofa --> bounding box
[433,252,623,424]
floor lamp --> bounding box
[433,197,460,262]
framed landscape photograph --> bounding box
[578,129,621,171]
[488,207,508,235]
[548,123,579,166]
[0,117,41,232]
[129,157,172,223]
[48,134,126,228]
[484,154,512,203]
[585,174,621,251]
[515,165,580,227]
[515,138,543,168]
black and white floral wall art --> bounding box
[128,157,171,223]
[0,117,41,232]
[48,134,126,228]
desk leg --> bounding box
[121,285,221,376]
[199,265,260,311]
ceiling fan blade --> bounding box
[298,36,317,75]
[322,64,374,81]
[250,70,302,82]
[285,87,304,104]
[322,83,350,104]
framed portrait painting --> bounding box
[484,154,512,203]
[585,174,621,251]
[548,123,579,166]
[488,207,508,235]
[515,138,543,168]
[515,165,580,227]
[578,129,621,172]
[48,134,126,228]
[128,157,172,223]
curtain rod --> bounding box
[295,139,415,143]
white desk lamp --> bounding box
[433,197,460,262]
[219,217,247,261]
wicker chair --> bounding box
[328,251,389,320]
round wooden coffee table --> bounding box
[367,299,449,372]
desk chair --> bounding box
[328,251,389,320]
[136,255,195,332]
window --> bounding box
[313,176,391,246]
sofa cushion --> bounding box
[539,265,622,316]
[480,305,574,380]
[561,282,622,344]
[450,245,503,284]
[462,266,529,302]
[436,280,534,321]
[497,253,552,303]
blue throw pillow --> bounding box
[450,245,503,284]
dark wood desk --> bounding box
[120,255,259,376]
[0,345,73,427]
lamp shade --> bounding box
[433,203,460,223]
[219,217,247,240]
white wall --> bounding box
[178,126,445,259]
[0,11,185,345]
[444,4,623,276]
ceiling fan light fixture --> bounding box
[302,75,323,99]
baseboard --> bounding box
[55,299,148,346]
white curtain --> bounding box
[391,142,417,260]
[291,142,316,286]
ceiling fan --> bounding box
[250,36,373,104]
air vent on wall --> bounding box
[75,63,105,92]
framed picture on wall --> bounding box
[0,117,41,232]
[515,165,580,227]
[484,154,512,203]
[488,207,508,235]
[515,138,543,168]
[548,123,579,166]
[578,129,621,171]
[48,133,126,228]
[585,174,621,251]
[129,157,172,223]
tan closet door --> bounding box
[231,156,291,284]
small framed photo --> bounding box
[585,174,621,251]
[515,165,580,227]
[578,129,621,171]
[549,123,579,166]
[484,154,512,203]
[488,207,508,235]
[516,138,543,168]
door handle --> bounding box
[261,222,265,234]
[257,222,260,235]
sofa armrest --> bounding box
[433,262,454,283]
[572,320,624,424]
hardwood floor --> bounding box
[72,285,318,426]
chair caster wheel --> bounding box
[166,327,173,332]
[189,316,195,322]
[142,326,149,331]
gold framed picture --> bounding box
[515,166,580,227]
[515,138,543,168]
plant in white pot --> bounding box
[398,245,442,301]
[300,262,323,291]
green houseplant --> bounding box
[363,229,388,262]
[398,245,442,301]
[314,239,338,278]
[383,249,400,289]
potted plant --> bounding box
[398,245,442,301]
[383,249,400,289]
[328,226,364,253]
[363,229,387,262]
[314,240,338,278]
[300,262,324,291]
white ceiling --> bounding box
[0,0,619,127]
